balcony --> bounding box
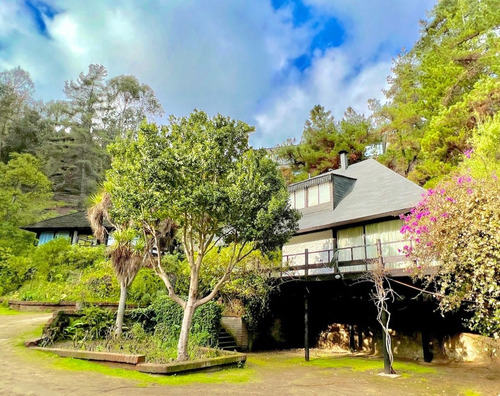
[281,240,412,278]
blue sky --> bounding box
[0,0,435,147]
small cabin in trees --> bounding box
[22,211,113,246]
[282,151,425,277]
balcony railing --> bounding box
[281,240,412,278]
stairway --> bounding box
[218,328,241,351]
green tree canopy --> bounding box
[105,111,299,360]
[278,105,376,183]
[0,154,53,254]
[401,113,500,336]
[376,0,500,186]
[40,65,164,207]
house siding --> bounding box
[333,176,356,208]
[282,230,334,267]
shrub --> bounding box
[63,306,116,343]
[128,268,165,306]
[131,295,222,347]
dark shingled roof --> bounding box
[292,159,425,233]
[22,211,112,232]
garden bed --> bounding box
[26,339,246,374]
[24,304,247,375]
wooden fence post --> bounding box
[304,249,309,362]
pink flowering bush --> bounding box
[401,172,500,337]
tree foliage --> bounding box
[278,105,376,183]
[401,166,500,337]
[0,67,48,162]
[105,111,299,360]
[376,0,500,186]
[0,154,54,254]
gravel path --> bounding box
[1,312,499,395]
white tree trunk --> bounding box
[115,281,127,337]
[177,295,196,361]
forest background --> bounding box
[0,0,499,311]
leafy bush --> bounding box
[131,295,222,347]
[29,238,106,281]
[63,306,116,343]
[128,268,165,306]
[402,171,500,337]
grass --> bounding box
[461,391,482,396]
[5,316,487,394]
[13,323,257,387]
[290,356,436,374]
[48,357,256,386]
[0,306,21,315]
[250,352,436,376]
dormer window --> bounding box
[289,182,330,209]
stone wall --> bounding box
[7,300,139,312]
[316,323,500,363]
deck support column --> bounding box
[304,248,309,362]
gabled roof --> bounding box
[22,211,111,232]
[293,159,425,233]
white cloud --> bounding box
[252,48,391,147]
[0,0,435,148]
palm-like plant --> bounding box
[88,191,177,337]
[88,191,144,336]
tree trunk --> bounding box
[177,296,196,361]
[115,281,127,337]
[381,309,391,374]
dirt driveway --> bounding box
[1,311,500,395]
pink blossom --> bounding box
[400,225,411,234]
[463,149,473,159]
[467,188,473,194]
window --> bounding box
[38,231,55,245]
[289,183,330,209]
[295,189,305,209]
[365,219,404,258]
[308,185,318,206]
[337,220,405,261]
[107,233,115,246]
[319,183,330,203]
[337,226,365,261]
[56,231,71,241]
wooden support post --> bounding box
[304,249,309,362]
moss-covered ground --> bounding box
[2,311,500,395]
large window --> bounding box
[319,183,330,203]
[337,226,365,261]
[365,219,404,258]
[308,185,319,206]
[337,219,404,261]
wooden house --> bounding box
[282,151,425,278]
[22,211,112,246]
